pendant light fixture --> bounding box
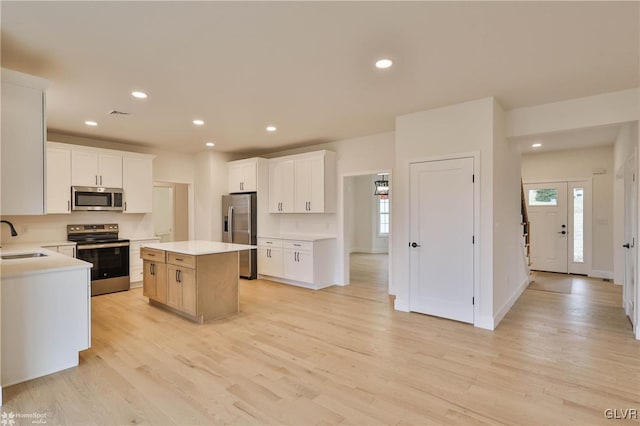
[374,173,389,196]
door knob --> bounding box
[411,242,421,248]
[623,243,631,249]
[558,231,567,235]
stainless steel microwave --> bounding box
[71,186,124,211]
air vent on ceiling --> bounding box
[108,110,131,116]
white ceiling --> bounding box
[514,124,621,154]
[2,1,638,154]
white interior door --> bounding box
[153,186,174,243]
[525,183,568,273]
[624,153,637,328]
[409,158,474,324]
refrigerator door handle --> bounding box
[228,206,234,243]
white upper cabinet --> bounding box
[269,150,335,214]
[122,156,154,213]
[47,142,154,215]
[46,144,72,214]
[98,153,123,187]
[1,69,50,215]
[71,150,122,187]
[269,159,295,213]
[228,158,258,193]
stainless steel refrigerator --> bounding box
[222,193,257,279]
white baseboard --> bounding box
[370,248,389,254]
[492,276,529,329]
[474,315,494,330]
[350,248,388,254]
[590,270,614,280]
[394,298,409,312]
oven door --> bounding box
[76,242,130,282]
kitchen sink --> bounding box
[1,252,48,260]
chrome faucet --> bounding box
[1,220,18,237]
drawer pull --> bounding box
[293,244,301,247]
[175,258,184,262]
[148,253,155,257]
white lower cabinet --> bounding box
[257,238,283,277]
[130,238,161,287]
[40,243,76,258]
[257,237,335,289]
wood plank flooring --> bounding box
[2,258,639,425]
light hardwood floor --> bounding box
[2,260,639,425]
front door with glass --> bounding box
[524,181,591,275]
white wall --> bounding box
[506,89,639,138]
[395,97,496,328]
[193,151,233,241]
[521,145,615,276]
[613,122,639,285]
[351,175,373,252]
[492,100,528,325]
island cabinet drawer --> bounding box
[167,252,196,269]
[257,238,283,248]
[141,248,166,263]
[283,240,313,252]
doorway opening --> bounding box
[343,172,391,295]
[153,182,190,243]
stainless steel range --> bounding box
[68,224,130,296]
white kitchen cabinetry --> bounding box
[283,241,314,284]
[269,150,335,213]
[228,158,261,193]
[123,156,154,213]
[130,238,161,287]
[257,237,335,289]
[47,142,154,214]
[46,144,72,214]
[71,150,122,188]
[2,260,90,387]
[257,238,283,277]
[1,69,50,215]
[269,159,295,213]
[40,242,77,258]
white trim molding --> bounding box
[590,270,614,280]
[494,277,529,328]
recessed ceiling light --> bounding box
[193,119,205,126]
[266,126,277,132]
[85,120,98,126]
[532,143,542,148]
[205,142,215,147]
[131,91,148,99]
[375,58,393,69]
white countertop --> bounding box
[143,240,256,256]
[258,234,336,241]
[22,240,76,247]
[0,245,91,278]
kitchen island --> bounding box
[140,240,255,323]
[1,245,92,386]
